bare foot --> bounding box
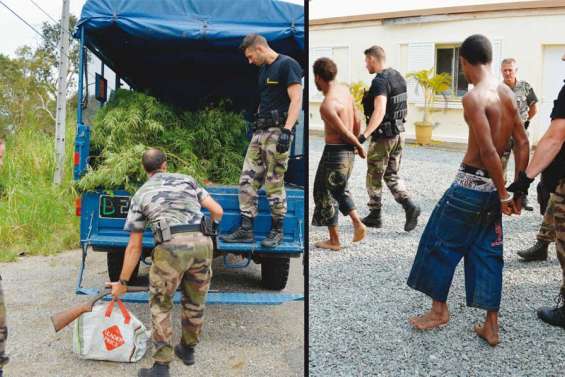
[352,222,367,242]
[474,323,499,347]
[315,240,341,251]
[409,311,449,330]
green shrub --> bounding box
[77,90,249,192]
[0,117,79,261]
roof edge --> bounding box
[310,0,565,25]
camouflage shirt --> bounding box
[506,80,538,123]
[124,172,209,232]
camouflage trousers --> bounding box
[239,127,289,219]
[366,134,409,210]
[537,194,556,243]
[0,277,7,369]
[150,232,213,364]
[312,145,356,227]
[546,180,565,294]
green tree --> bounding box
[349,81,368,114]
[0,15,80,135]
[34,15,80,122]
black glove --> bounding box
[358,134,367,144]
[507,171,534,196]
[524,120,530,130]
[276,128,292,153]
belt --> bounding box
[460,163,490,178]
[324,144,355,152]
[170,224,201,234]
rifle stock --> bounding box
[51,286,148,332]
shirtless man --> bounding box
[406,34,529,346]
[311,57,367,250]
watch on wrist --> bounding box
[119,279,129,286]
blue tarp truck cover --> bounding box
[75,0,305,112]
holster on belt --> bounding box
[253,110,288,131]
[151,219,172,244]
[370,119,404,140]
[199,215,218,236]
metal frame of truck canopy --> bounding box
[73,0,304,305]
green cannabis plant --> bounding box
[77,90,249,192]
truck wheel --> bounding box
[107,251,140,283]
[260,257,290,290]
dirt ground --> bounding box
[1,249,304,377]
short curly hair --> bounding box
[313,57,337,82]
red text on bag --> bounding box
[103,325,125,351]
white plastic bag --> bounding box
[73,298,150,362]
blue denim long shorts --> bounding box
[407,183,503,311]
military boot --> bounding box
[138,362,170,377]
[401,198,421,232]
[517,240,549,261]
[174,344,195,366]
[362,209,382,228]
[220,216,254,243]
[538,292,565,329]
[261,217,284,248]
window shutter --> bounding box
[407,42,435,104]
[309,47,333,101]
[491,39,502,81]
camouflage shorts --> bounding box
[150,232,213,364]
[312,145,356,227]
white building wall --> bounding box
[309,10,565,144]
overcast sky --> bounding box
[0,0,303,57]
[310,0,533,19]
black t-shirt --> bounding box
[258,54,303,114]
[542,81,565,191]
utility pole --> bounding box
[53,0,70,185]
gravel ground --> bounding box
[309,136,565,377]
[1,249,303,377]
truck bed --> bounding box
[80,185,304,255]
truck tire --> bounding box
[260,257,290,290]
[107,251,140,284]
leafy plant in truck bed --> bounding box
[76,90,249,193]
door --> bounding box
[534,45,565,143]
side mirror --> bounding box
[95,73,107,103]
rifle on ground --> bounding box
[51,286,148,332]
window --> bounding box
[309,46,350,101]
[436,46,468,97]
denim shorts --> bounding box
[407,183,503,311]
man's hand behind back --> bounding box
[356,144,367,159]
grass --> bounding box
[0,114,79,262]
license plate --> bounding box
[99,195,130,219]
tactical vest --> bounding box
[362,68,408,139]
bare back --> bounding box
[463,80,522,169]
[321,84,359,144]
